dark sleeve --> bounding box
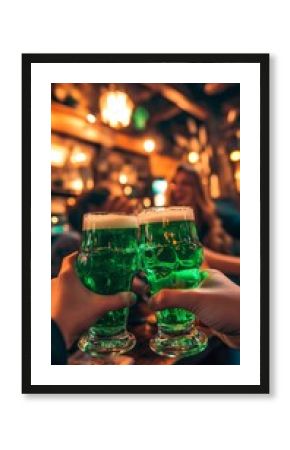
[51,233,81,278]
[51,320,67,365]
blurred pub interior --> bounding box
[51,83,240,236]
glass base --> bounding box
[78,331,136,357]
[149,327,208,358]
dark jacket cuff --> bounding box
[51,320,67,365]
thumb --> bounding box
[93,291,137,313]
[149,288,204,313]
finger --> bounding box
[149,270,223,311]
[112,197,130,212]
[198,269,228,288]
[149,288,202,312]
[60,252,78,272]
[104,196,123,212]
[102,196,116,212]
[94,292,137,313]
[126,200,136,213]
[132,276,150,297]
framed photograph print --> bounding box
[22,53,269,394]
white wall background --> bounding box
[0,1,287,450]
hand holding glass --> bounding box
[76,213,138,356]
[138,207,208,358]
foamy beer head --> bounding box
[138,206,194,224]
[83,213,138,230]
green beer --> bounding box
[76,213,138,356]
[138,207,208,358]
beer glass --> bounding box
[76,212,138,356]
[138,206,208,358]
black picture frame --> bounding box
[22,53,269,394]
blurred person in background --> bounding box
[168,165,240,278]
[51,187,137,278]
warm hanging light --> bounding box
[70,178,84,193]
[86,113,96,124]
[124,185,132,196]
[230,150,240,162]
[119,173,128,185]
[144,138,156,153]
[188,151,199,164]
[100,87,134,129]
[143,197,152,208]
[70,147,90,166]
[51,216,59,224]
[51,145,68,167]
